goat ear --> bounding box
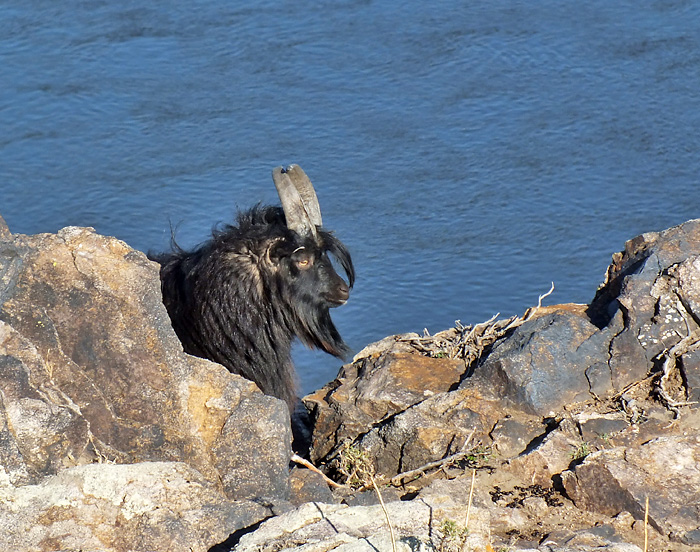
[266,238,288,262]
[324,232,355,288]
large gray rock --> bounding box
[589,220,700,393]
[0,461,267,552]
[472,220,700,415]
[0,222,293,551]
[472,305,602,414]
[234,486,493,552]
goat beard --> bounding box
[291,303,351,360]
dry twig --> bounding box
[538,281,555,307]
[389,429,477,486]
[644,495,649,552]
[291,454,345,488]
[398,315,522,373]
[656,325,700,416]
[464,468,476,531]
[371,475,397,552]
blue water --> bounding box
[2,1,699,393]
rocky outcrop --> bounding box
[2,214,700,552]
[302,219,700,551]
[0,223,292,552]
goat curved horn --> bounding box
[272,164,323,238]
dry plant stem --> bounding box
[371,475,397,552]
[389,429,476,486]
[644,496,649,552]
[399,313,521,363]
[538,281,555,307]
[290,454,345,488]
[657,328,700,415]
[464,468,476,530]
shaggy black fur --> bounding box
[150,206,354,412]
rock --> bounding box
[4,214,700,552]
[0,224,293,550]
[352,387,503,476]
[506,418,588,487]
[289,467,335,506]
[472,220,700,415]
[561,435,700,544]
[234,490,493,552]
[233,480,645,552]
[0,461,267,552]
[0,225,291,498]
[589,220,700,392]
[0,216,9,239]
[296,220,700,552]
[574,412,629,444]
[472,304,602,414]
[305,352,465,464]
[489,414,550,458]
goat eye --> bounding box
[295,257,313,270]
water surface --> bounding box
[2,0,699,392]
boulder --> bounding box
[305,348,464,463]
[472,304,602,414]
[304,319,521,471]
[352,387,503,476]
[0,222,293,551]
[0,461,267,552]
[561,435,700,546]
[233,477,645,552]
[589,220,700,393]
[234,485,493,552]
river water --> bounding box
[2,1,699,393]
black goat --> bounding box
[150,165,354,412]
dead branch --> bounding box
[371,475,397,552]
[389,429,477,486]
[398,314,522,373]
[291,453,345,488]
[657,329,700,415]
[538,281,555,307]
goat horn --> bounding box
[272,165,323,238]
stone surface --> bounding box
[305,351,465,464]
[506,418,587,488]
[0,461,267,552]
[3,214,700,552]
[472,305,602,414]
[232,485,644,552]
[589,220,700,391]
[234,490,493,552]
[297,219,700,552]
[289,467,335,506]
[0,225,291,499]
[352,387,503,476]
[0,222,292,551]
[562,435,700,545]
